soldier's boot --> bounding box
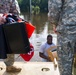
[6,66,21,72]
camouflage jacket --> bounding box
[48,0,76,27]
[0,0,20,15]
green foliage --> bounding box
[17,0,22,4]
[39,0,48,12]
[17,0,48,13]
[32,5,40,14]
[32,5,35,14]
[17,0,30,12]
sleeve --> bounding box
[39,44,45,53]
[48,0,62,26]
[9,0,20,16]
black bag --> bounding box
[3,22,30,54]
[0,25,7,59]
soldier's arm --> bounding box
[9,0,20,16]
[48,0,62,26]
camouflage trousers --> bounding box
[57,25,76,75]
[3,54,14,66]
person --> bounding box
[39,34,57,62]
[48,0,76,75]
[0,0,21,72]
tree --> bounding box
[17,0,48,13]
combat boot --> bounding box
[6,66,21,72]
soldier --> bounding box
[0,0,21,72]
[48,0,76,75]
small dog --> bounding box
[46,46,58,69]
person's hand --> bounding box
[53,25,59,34]
[0,14,6,25]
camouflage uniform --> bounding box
[48,0,76,75]
[0,0,20,66]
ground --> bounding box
[0,62,60,75]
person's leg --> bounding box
[4,54,21,72]
[4,54,14,66]
[57,34,74,75]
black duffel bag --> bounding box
[0,25,7,59]
[3,22,30,54]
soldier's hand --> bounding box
[53,25,59,34]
